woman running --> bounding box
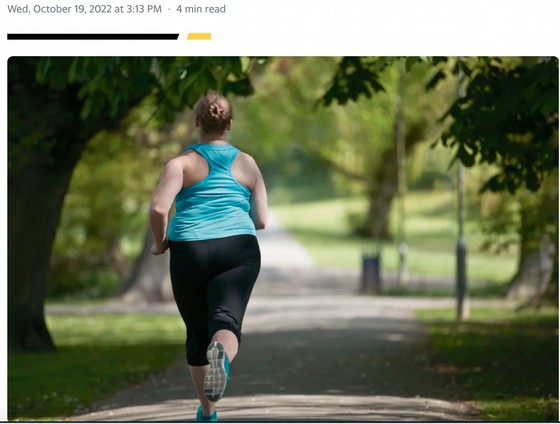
[149,92,268,421]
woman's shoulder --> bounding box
[166,149,202,170]
[235,150,258,166]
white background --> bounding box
[1,0,560,56]
[1,0,559,420]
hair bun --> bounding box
[209,103,223,121]
[195,92,233,134]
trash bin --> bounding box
[361,253,382,294]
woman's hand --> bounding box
[151,239,169,255]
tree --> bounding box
[438,57,558,194]
[234,57,456,240]
[436,57,558,302]
[48,104,186,300]
[323,56,559,302]
[8,57,255,352]
[475,172,558,304]
[322,56,558,192]
[319,57,456,238]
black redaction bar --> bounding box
[7,33,179,40]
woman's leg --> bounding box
[206,256,260,362]
[169,241,216,416]
[189,365,215,416]
[204,235,261,400]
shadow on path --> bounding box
[68,294,479,421]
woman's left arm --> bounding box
[149,159,184,255]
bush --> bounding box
[48,258,122,299]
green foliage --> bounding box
[417,307,558,421]
[438,57,558,193]
[9,57,256,170]
[8,313,185,420]
[321,57,434,106]
[319,56,558,298]
[321,57,395,106]
[324,57,559,194]
[48,101,184,298]
[406,143,453,191]
[475,172,558,256]
[237,57,456,217]
[233,57,339,159]
[464,167,558,298]
[317,57,460,237]
[36,57,255,121]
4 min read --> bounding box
[177,4,226,13]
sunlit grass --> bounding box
[47,313,185,345]
[8,314,185,420]
[273,191,517,290]
[416,307,559,421]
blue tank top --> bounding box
[167,143,256,241]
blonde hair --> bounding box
[195,92,233,134]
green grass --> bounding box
[416,307,559,421]
[273,191,517,291]
[8,313,185,420]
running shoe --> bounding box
[196,405,218,422]
[204,341,230,402]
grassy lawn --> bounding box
[273,191,517,293]
[8,313,185,421]
[416,307,559,421]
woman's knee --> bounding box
[209,312,242,343]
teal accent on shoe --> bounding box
[224,352,230,381]
[196,405,218,422]
[204,341,230,402]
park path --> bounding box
[60,211,483,421]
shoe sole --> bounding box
[204,341,228,402]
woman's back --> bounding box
[167,143,258,241]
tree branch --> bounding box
[308,147,366,182]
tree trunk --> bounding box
[8,58,121,351]
[507,189,558,302]
[8,156,83,351]
[362,179,395,240]
[508,233,556,300]
[360,121,425,240]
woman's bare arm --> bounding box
[149,159,184,254]
[249,159,268,230]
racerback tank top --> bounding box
[167,143,256,241]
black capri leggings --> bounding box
[169,235,261,366]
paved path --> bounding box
[256,210,314,269]
[66,295,480,422]
[60,211,488,422]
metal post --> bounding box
[456,161,469,320]
[456,61,469,321]
[396,60,408,287]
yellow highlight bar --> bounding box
[187,33,212,40]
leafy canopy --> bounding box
[322,57,559,193]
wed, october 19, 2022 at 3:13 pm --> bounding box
[7,3,227,14]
